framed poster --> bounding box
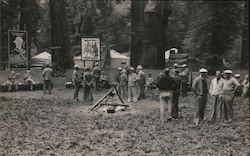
[8,30,28,68]
[81,37,100,61]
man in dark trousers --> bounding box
[42,64,53,94]
[192,68,208,126]
[172,70,181,119]
[156,68,176,125]
[72,64,82,101]
[83,67,93,104]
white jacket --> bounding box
[209,77,223,96]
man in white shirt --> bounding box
[209,71,223,121]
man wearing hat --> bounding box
[92,62,101,90]
[192,68,208,125]
[209,70,223,121]
[128,67,138,103]
[170,63,179,77]
[114,67,123,95]
[119,69,128,99]
[217,70,241,121]
[72,64,82,101]
[156,68,176,124]
[42,64,53,94]
[136,65,146,100]
[179,64,189,97]
[83,67,93,103]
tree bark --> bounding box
[49,0,71,69]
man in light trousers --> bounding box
[156,68,176,124]
[209,70,223,121]
[217,70,241,121]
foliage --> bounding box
[182,1,245,70]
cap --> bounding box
[234,74,240,77]
[118,67,122,70]
[95,62,99,66]
[137,65,143,69]
[164,68,170,72]
[173,63,178,67]
[224,70,232,74]
[122,69,126,73]
[74,64,79,68]
[199,68,208,73]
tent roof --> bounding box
[32,52,51,59]
[110,49,129,59]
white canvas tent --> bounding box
[31,51,52,67]
[110,49,130,68]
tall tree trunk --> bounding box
[20,0,32,69]
[131,0,171,69]
[49,0,71,69]
[240,1,249,69]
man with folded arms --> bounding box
[217,70,241,122]
[192,68,208,126]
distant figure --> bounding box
[209,71,223,121]
[136,65,146,100]
[233,74,243,97]
[115,67,123,95]
[92,62,101,90]
[42,64,53,94]
[217,70,241,122]
[170,63,179,77]
[83,67,93,103]
[241,75,249,97]
[172,70,181,119]
[24,70,36,91]
[119,69,128,99]
[180,64,189,97]
[72,65,82,101]
[146,73,156,100]
[192,68,208,126]
[234,74,241,83]
[100,71,109,89]
[7,70,18,92]
[128,67,138,103]
[156,68,176,124]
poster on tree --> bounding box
[8,30,28,68]
[81,37,100,61]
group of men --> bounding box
[157,65,249,125]
[113,63,190,103]
[3,69,36,91]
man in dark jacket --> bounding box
[172,70,181,119]
[156,68,176,124]
[192,68,208,125]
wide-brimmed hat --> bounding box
[118,67,122,70]
[199,68,208,73]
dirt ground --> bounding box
[0,87,249,156]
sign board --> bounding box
[8,30,28,68]
[81,37,100,61]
